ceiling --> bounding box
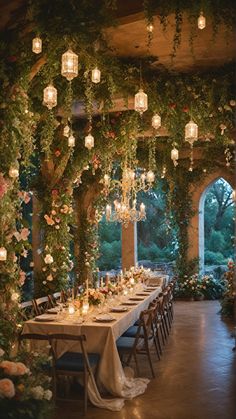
[0,0,235,73]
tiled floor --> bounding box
[55,301,236,419]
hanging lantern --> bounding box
[91,67,101,84]
[171,147,179,167]
[146,170,155,183]
[134,89,148,115]
[9,166,19,179]
[85,133,94,150]
[198,12,206,30]
[147,23,154,33]
[61,49,78,81]
[43,84,57,109]
[106,204,112,220]
[68,134,75,147]
[32,37,42,54]
[152,113,161,129]
[0,247,7,261]
[185,120,198,145]
[63,125,70,137]
[103,174,110,186]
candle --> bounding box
[68,304,75,315]
[123,289,128,296]
[100,277,104,288]
[0,247,7,261]
[130,277,135,285]
[105,272,109,287]
[82,301,89,315]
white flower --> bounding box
[229,100,236,107]
[44,254,54,264]
[44,389,52,400]
[31,386,44,400]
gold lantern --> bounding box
[147,23,154,33]
[171,147,179,167]
[185,120,198,145]
[43,84,57,109]
[9,166,19,178]
[91,67,101,84]
[68,134,75,147]
[32,37,42,54]
[152,113,161,129]
[61,49,78,81]
[198,12,206,29]
[134,89,148,115]
[0,247,7,261]
[146,170,155,183]
[85,133,94,150]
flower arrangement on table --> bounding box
[0,347,53,419]
[220,259,235,317]
[81,288,105,306]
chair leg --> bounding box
[144,340,155,378]
[133,351,140,377]
[84,369,88,415]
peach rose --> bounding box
[0,361,18,375]
[15,362,29,376]
[0,379,15,398]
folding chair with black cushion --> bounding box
[19,300,34,321]
[116,308,156,378]
[48,333,100,414]
[33,296,50,316]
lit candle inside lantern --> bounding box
[198,12,206,30]
[123,289,128,296]
[32,37,42,54]
[82,301,89,315]
[91,67,101,84]
[0,247,7,261]
[68,304,75,315]
[68,134,75,147]
[130,277,135,285]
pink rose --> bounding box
[0,361,18,375]
[19,270,26,286]
[0,379,15,398]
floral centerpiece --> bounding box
[81,288,105,306]
[0,347,53,419]
[220,259,235,317]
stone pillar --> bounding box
[121,222,137,271]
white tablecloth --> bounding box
[23,287,161,411]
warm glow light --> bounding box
[43,84,57,109]
[130,277,135,285]
[68,304,75,315]
[91,67,101,83]
[68,134,75,147]
[198,12,206,30]
[152,113,161,129]
[32,37,42,54]
[185,120,198,144]
[104,174,110,186]
[61,49,78,81]
[134,89,148,115]
[9,166,19,178]
[63,125,70,137]
[171,147,179,166]
[82,301,89,315]
[147,23,154,33]
[85,133,94,150]
[106,204,111,219]
[146,170,155,183]
[0,247,7,261]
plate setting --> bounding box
[34,314,57,322]
[129,297,144,301]
[94,314,116,323]
[110,307,128,313]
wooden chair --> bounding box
[48,333,100,414]
[32,296,50,315]
[48,292,61,307]
[19,300,34,320]
[116,308,156,378]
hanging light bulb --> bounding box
[171,147,179,167]
[43,84,57,109]
[147,23,154,33]
[91,67,101,83]
[198,12,206,30]
[185,120,198,145]
[85,133,94,150]
[68,134,75,147]
[0,247,7,261]
[134,89,148,115]
[146,170,155,183]
[9,165,19,178]
[61,49,78,81]
[152,113,161,129]
[32,37,42,54]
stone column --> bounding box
[121,222,137,271]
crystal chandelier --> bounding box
[105,196,146,228]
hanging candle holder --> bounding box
[152,113,161,130]
[32,37,42,54]
[134,89,148,115]
[198,12,206,29]
[185,120,198,145]
[68,134,75,147]
[61,49,78,81]
[171,146,179,167]
[43,84,57,109]
[85,133,94,150]
[91,67,101,83]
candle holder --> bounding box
[82,300,89,315]
[68,304,75,315]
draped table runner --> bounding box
[23,286,161,411]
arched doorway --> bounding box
[199,177,234,274]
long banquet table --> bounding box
[23,286,161,411]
